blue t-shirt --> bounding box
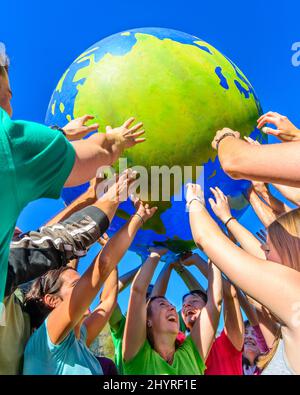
[23,319,103,375]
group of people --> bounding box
[1,45,300,375]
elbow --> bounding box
[221,155,243,180]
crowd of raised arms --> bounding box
[1,48,300,376]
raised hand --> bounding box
[211,128,240,150]
[208,187,232,224]
[133,199,158,224]
[185,183,205,210]
[148,246,169,258]
[106,117,145,159]
[257,111,300,142]
[179,252,198,267]
[63,115,99,140]
[101,169,137,203]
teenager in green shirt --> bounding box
[122,245,223,375]
[0,53,145,303]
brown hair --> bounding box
[146,296,181,350]
[268,208,300,270]
[24,266,75,329]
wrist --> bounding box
[224,216,236,227]
[216,133,237,150]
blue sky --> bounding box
[1,0,299,325]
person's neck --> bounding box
[74,323,81,339]
[245,351,257,366]
[153,334,176,365]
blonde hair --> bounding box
[268,208,300,271]
[257,208,300,370]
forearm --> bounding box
[223,282,244,351]
[99,216,142,282]
[207,261,223,310]
[248,189,278,227]
[46,190,95,226]
[118,265,142,293]
[236,288,259,326]
[272,183,300,206]
[65,134,114,187]
[151,262,173,297]
[85,268,118,346]
[226,218,265,259]
[175,265,205,293]
[218,137,300,187]
[132,253,161,297]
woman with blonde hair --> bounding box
[186,183,300,374]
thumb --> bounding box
[106,125,113,133]
[261,126,281,136]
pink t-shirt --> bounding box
[205,330,243,375]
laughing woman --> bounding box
[186,183,300,375]
[122,246,223,375]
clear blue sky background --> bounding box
[1,0,299,327]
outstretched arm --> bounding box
[181,253,244,351]
[122,247,167,362]
[84,268,118,347]
[272,184,300,207]
[187,183,300,332]
[208,187,265,259]
[212,129,300,187]
[65,118,145,187]
[190,261,223,361]
[46,175,144,344]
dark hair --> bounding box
[182,289,208,304]
[146,296,181,350]
[24,266,74,329]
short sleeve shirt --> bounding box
[205,330,243,375]
[23,319,103,375]
[123,336,205,375]
[110,313,126,374]
[0,108,75,302]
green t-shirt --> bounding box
[0,108,75,302]
[123,336,205,375]
[110,314,126,374]
[0,290,31,374]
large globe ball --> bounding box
[46,27,265,259]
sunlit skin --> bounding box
[43,270,90,339]
[0,70,13,116]
[261,233,282,264]
[147,297,179,338]
[181,293,206,331]
[243,325,261,366]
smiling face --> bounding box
[0,68,13,116]
[147,297,179,339]
[244,325,260,359]
[181,293,207,330]
[44,269,90,320]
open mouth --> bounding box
[167,314,177,323]
[244,338,257,347]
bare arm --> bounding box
[47,204,144,344]
[122,248,167,362]
[190,261,223,361]
[84,268,118,347]
[222,281,244,351]
[182,253,244,351]
[247,187,280,228]
[209,187,265,259]
[187,184,300,332]
[65,118,145,187]
[272,183,300,207]
[215,132,300,187]
[118,265,142,293]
